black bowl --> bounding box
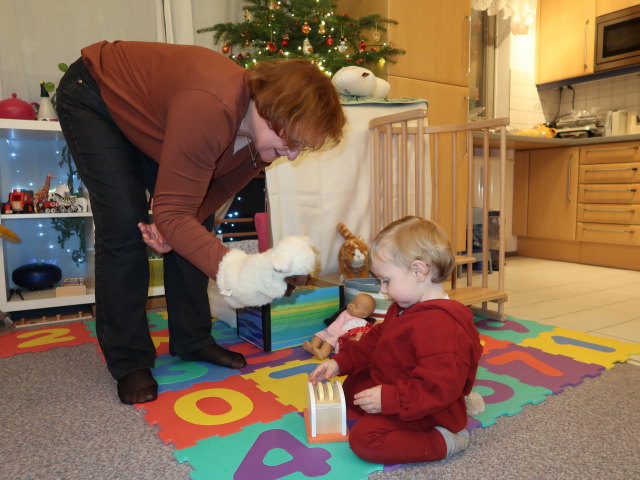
[12,263,62,290]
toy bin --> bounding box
[236,278,343,351]
[344,278,391,321]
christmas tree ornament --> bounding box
[267,41,278,52]
[222,44,230,54]
[359,40,367,51]
[326,36,334,46]
[372,21,381,41]
[245,39,251,46]
[303,37,313,55]
[338,36,347,53]
[281,35,289,46]
[245,9,252,21]
[301,21,311,35]
[268,0,277,10]
[318,21,326,34]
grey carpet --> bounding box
[1,342,639,480]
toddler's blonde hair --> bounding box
[370,216,454,283]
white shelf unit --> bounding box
[0,119,164,316]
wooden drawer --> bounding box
[580,142,640,165]
[577,203,640,224]
[577,222,640,246]
[578,183,640,203]
[579,162,640,184]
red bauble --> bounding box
[281,36,289,46]
[371,47,377,52]
[267,41,277,52]
[359,40,366,51]
[326,36,334,46]
[356,58,363,64]
[222,44,230,54]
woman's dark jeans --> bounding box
[56,58,215,380]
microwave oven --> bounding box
[595,4,640,72]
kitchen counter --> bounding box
[473,132,640,150]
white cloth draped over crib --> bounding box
[266,99,430,276]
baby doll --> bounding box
[303,293,376,360]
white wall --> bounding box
[506,15,640,130]
[0,0,244,103]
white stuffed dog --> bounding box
[217,235,317,308]
[331,66,390,98]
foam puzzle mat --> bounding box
[2,311,639,479]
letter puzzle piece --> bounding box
[174,412,383,480]
[304,380,348,443]
[480,344,604,393]
[135,376,296,449]
[0,323,94,358]
[519,328,640,369]
[472,367,553,427]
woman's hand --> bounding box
[138,222,172,254]
[309,359,340,384]
[353,385,382,414]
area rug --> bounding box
[1,312,639,479]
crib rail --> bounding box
[369,110,509,321]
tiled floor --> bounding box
[456,256,640,365]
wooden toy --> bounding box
[303,380,348,443]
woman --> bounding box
[56,40,345,404]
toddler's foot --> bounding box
[180,343,246,369]
[435,426,470,458]
[117,369,158,404]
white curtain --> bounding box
[0,0,244,102]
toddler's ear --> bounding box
[411,260,430,280]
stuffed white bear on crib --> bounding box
[331,66,390,98]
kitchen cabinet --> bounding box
[512,150,529,236]
[0,119,163,319]
[537,0,596,84]
[386,0,470,87]
[512,137,640,269]
[527,147,579,240]
[577,141,640,246]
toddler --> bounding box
[309,216,483,464]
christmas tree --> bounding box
[197,0,404,76]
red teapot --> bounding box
[0,93,38,120]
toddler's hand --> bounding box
[309,359,339,384]
[353,385,382,414]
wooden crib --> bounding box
[369,110,509,321]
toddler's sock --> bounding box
[434,426,470,458]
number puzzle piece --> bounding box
[479,333,513,354]
[519,328,640,369]
[243,359,331,412]
[174,413,383,480]
[471,367,553,427]
[0,323,94,357]
[475,316,555,343]
[135,376,296,449]
[480,344,604,393]
[233,342,311,374]
[152,355,241,393]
